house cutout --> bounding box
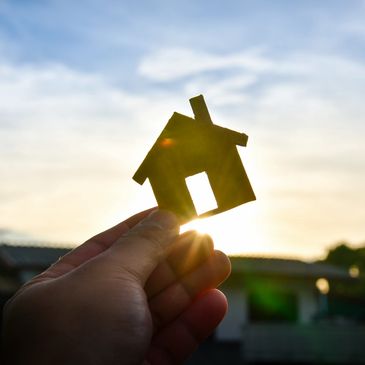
[133,95,256,223]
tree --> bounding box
[321,241,365,318]
[324,241,365,274]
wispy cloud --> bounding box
[138,47,274,82]
[2,45,365,255]
[1,1,365,257]
[144,47,365,257]
[0,61,160,241]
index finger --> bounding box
[91,207,157,247]
[41,207,157,279]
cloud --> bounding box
[138,47,274,82]
[0,61,154,195]
[184,73,257,107]
[0,61,163,242]
[1,40,365,257]
[158,48,365,258]
[0,62,144,126]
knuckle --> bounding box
[132,225,166,253]
[140,229,164,251]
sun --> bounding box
[181,217,212,236]
[181,172,265,255]
[181,206,264,255]
[115,169,267,256]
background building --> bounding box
[1,243,365,364]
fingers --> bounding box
[146,289,228,365]
[105,210,180,284]
[145,231,214,298]
[90,207,157,246]
[149,250,231,331]
[39,207,156,279]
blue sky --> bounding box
[1,0,365,259]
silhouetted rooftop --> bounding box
[0,243,71,270]
[230,256,351,280]
[0,243,351,280]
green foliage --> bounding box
[325,242,365,272]
[322,241,365,302]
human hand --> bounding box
[2,209,231,365]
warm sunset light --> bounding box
[2,4,365,365]
[1,1,365,262]
[181,204,268,255]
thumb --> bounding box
[106,210,180,284]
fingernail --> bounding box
[146,210,179,230]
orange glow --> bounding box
[160,138,175,148]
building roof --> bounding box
[0,244,71,270]
[0,244,351,280]
[230,256,351,280]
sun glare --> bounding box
[113,165,266,256]
[182,217,212,235]
[181,169,266,255]
[181,206,264,255]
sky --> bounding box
[1,0,365,260]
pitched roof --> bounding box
[230,256,351,280]
[0,244,71,270]
[133,112,248,184]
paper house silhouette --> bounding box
[133,95,256,223]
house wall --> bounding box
[216,288,248,341]
[216,278,319,341]
[297,284,318,323]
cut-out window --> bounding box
[186,172,218,215]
